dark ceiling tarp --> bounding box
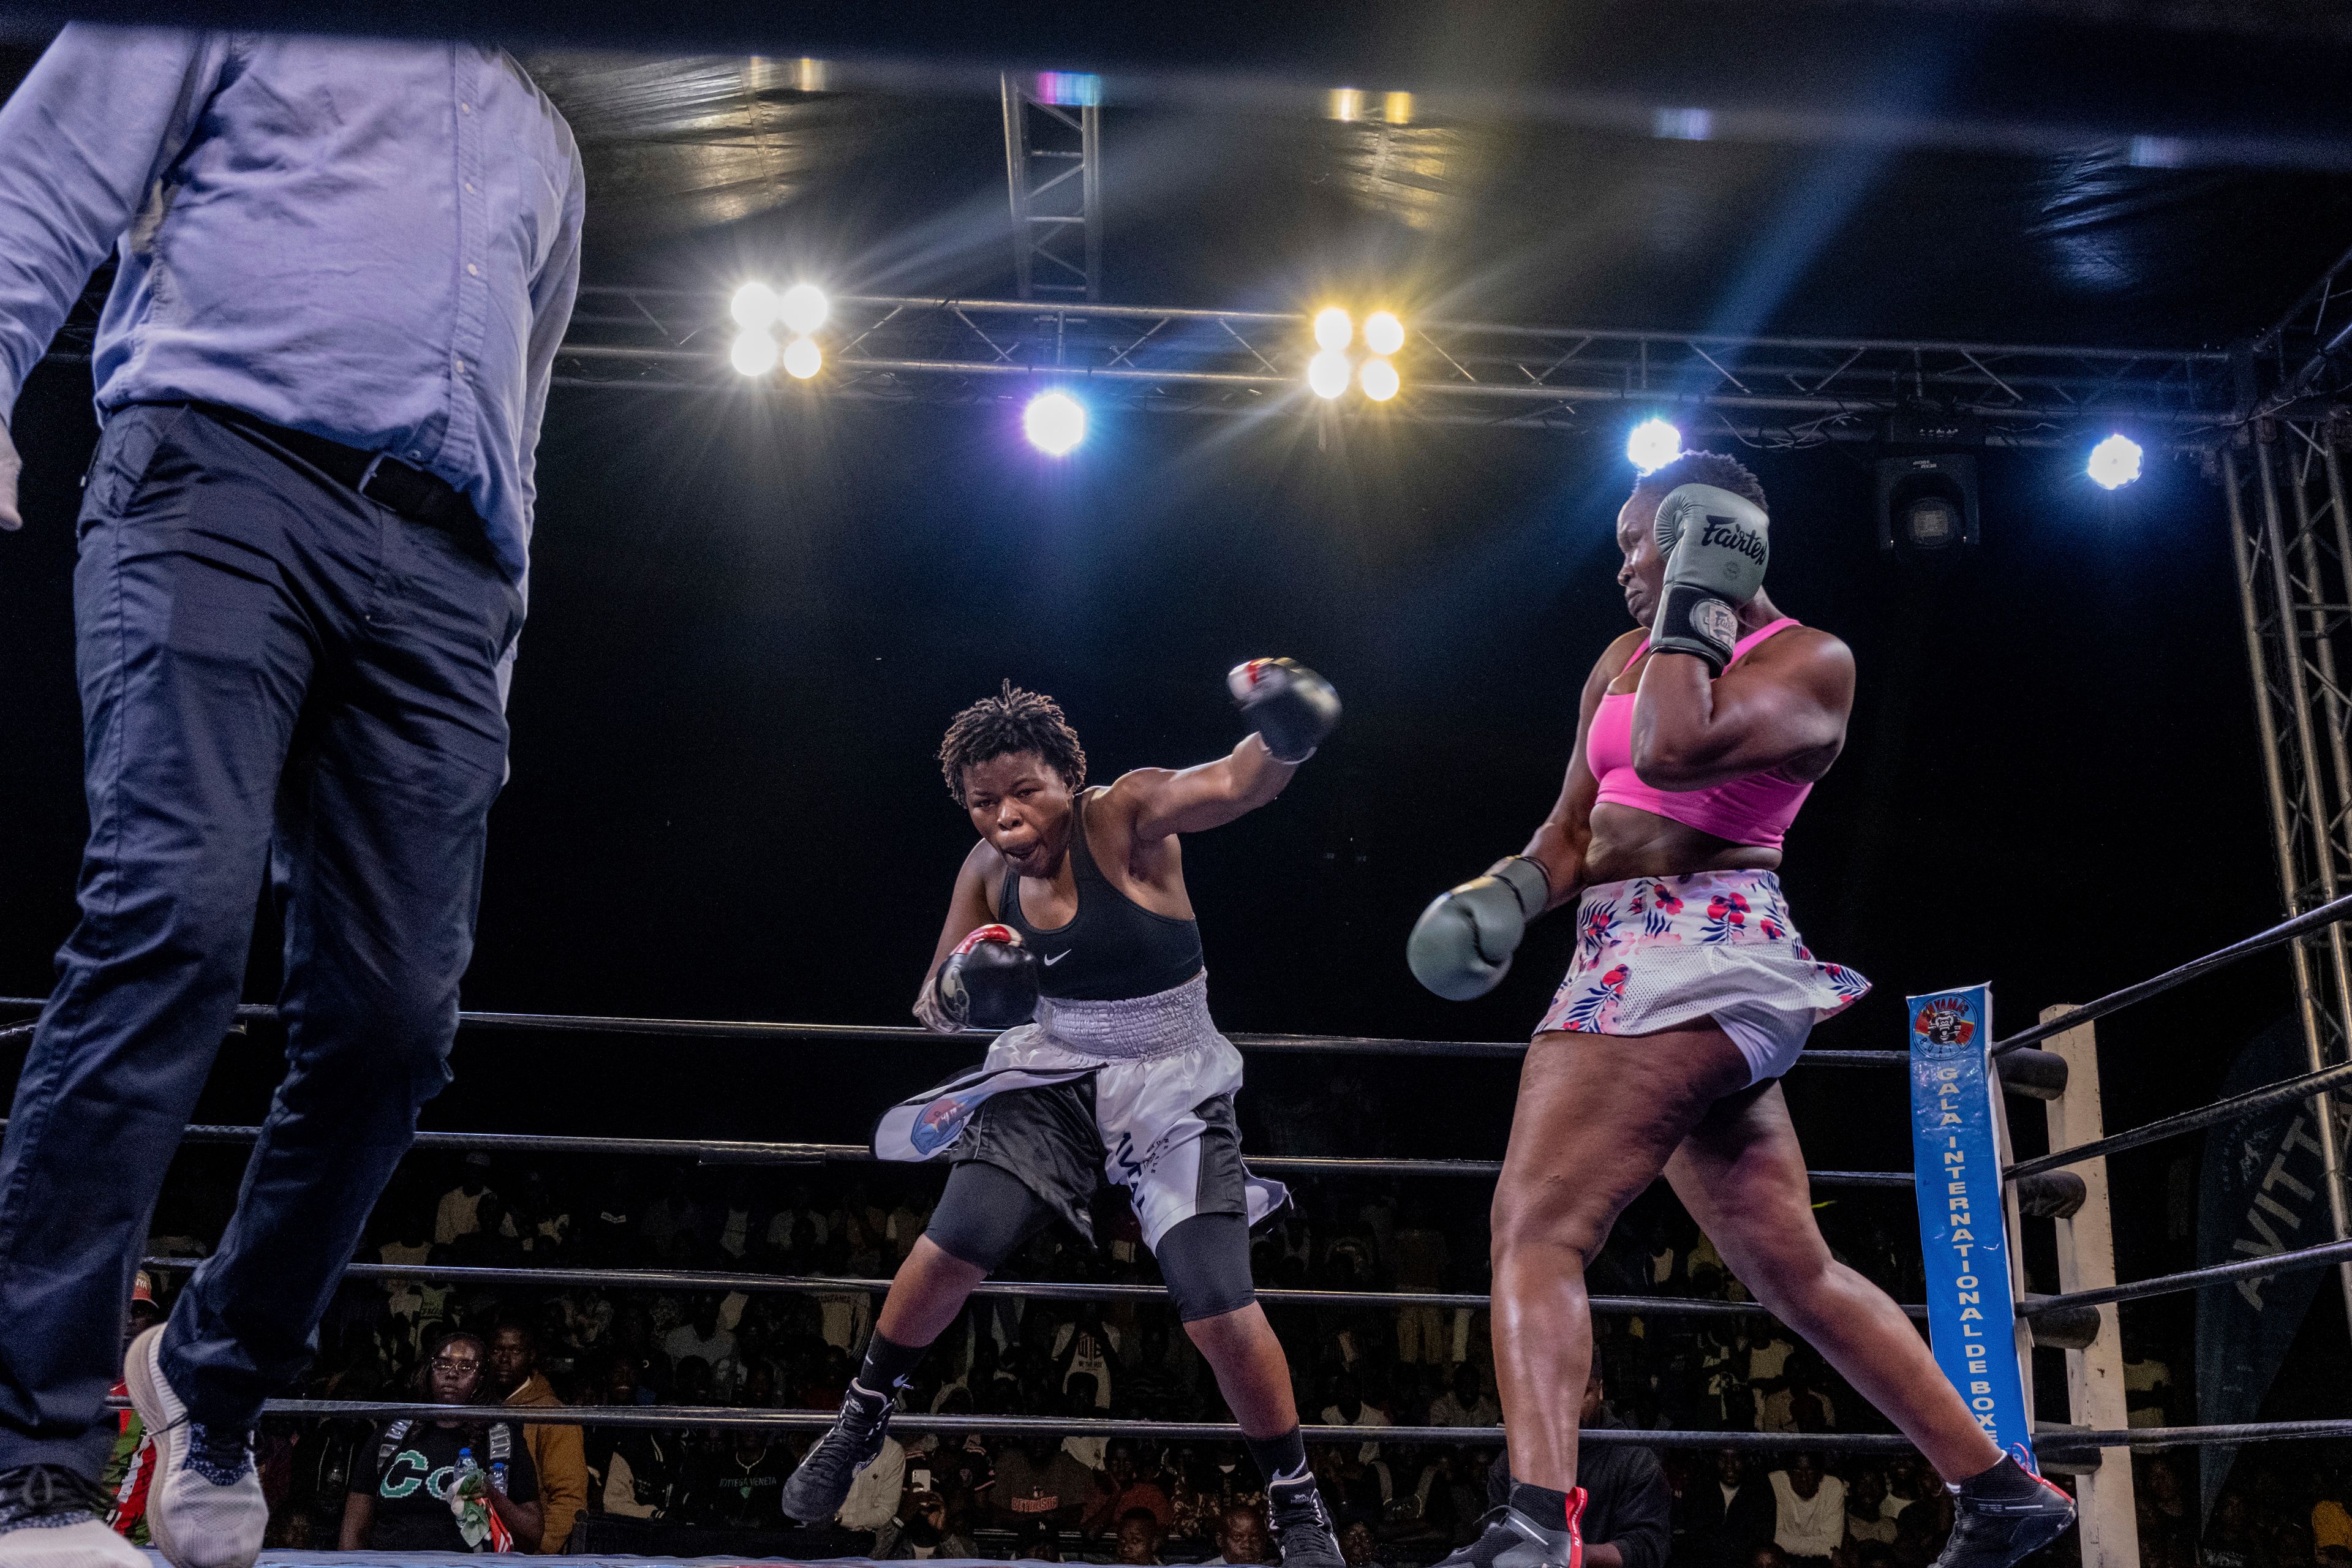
[3,30,2350,350]
[529,53,2352,349]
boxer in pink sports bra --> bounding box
[1409,452,2071,1568]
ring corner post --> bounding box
[2034,1004,2141,1568]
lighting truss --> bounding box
[2225,414,2352,1330]
[1000,73,1101,302]
[557,285,2235,448]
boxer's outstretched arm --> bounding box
[1631,630,1852,790]
[1514,632,1631,911]
[1116,736,1298,843]
[913,842,1001,1024]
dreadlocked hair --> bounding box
[939,680,1088,807]
[1630,450,1769,512]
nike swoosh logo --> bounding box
[1042,951,1069,966]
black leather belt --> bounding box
[194,402,484,537]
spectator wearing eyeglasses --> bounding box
[340,1331,542,1553]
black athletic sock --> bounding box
[1248,1427,1311,1491]
[856,1330,927,1399]
[1955,1454,2043,1501]
[1510,1482,1574,1532]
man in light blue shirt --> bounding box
[0,30,582,1568]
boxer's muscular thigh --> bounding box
[1497,1025,1747,1253]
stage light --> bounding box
[1360,357,1400,401]
[1025,390,1086,454]
[731,282,779,331]
[1627,418,1681,474]
[1307,350,1352,399]
[782,335,823,380]
[2087,434,2143,490]
[1363,311,1406,356]
[1875,454,1981,554]
[1313,307,1353,352]
[778,283,829,336]
[1900,493,1962,547]
[730,328,778,377]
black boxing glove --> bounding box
[1227,658,1341,763]
[932,924,1039,1031]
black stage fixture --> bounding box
[1875,452,1981,553]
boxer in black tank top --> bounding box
[783,671,1346,1568]
[998,788,1204,1001]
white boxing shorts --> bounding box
[873,971,1288,1248]
[1533,869,1871,1084]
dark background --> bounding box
[0,31,2342,1418]
[0,349,2299,1366]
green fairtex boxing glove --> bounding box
[1649,483,1769,674]
[1407,856,1551,1001]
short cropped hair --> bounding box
[938,680,1088,807]
[1630,450,1768,513]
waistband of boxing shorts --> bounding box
[1571,867,1800,953]
[1031,970,1219,1061]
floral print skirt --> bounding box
[1532,869,1871,1083]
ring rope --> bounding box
[12,1118,1912,1186]
[2030,1232,2352,1314]
[9,886,2349,1069]
[140,1255,1930,1322]
[2008,1054,2352,1180]
[0,996,1905,1066]
[140,1398,2352,1457]
[1991,888,2352,1057]
[150,1227,2352,1325]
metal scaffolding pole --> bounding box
[2225,432,2352,1332]
[1000,74,1101,301]
[533,287,2236,444]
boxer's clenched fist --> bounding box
[1408,856,1550,1001]
[930,923,1039,1031]
[1228,657,1340,763]
[1650,483,1769,674]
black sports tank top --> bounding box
[1000,790,1205,1001]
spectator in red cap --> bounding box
[104,1274,165,1544]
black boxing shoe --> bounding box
[1430,1492,1585,1568]
[1267,1472,1345,1568]
[1931,1452,2078,1568]
[780,1379,894,1524]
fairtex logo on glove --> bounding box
[1698,516,1767,562]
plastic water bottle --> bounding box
[452,1447,491,1549]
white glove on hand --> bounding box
[0,415,21,530]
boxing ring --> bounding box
[12,892,2352,1568]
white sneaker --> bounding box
[123,1326,265,1568]
[0,1467,146,1568]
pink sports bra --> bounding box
[1585,617,1812,850]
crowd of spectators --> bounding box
[116,1152,2352,1566]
